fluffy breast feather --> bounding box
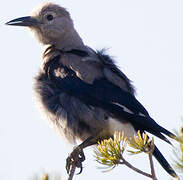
[108,118,137,138]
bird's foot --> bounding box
[66,146,85,175]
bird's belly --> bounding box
[108,118,136,138]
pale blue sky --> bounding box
[1,0,183,179]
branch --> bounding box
[148,153,157,180]
[95,131,159,179]
[119,155,152,178]
[67,164,76,180]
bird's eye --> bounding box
[46,14,53,21]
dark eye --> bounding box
[46,14,53,21]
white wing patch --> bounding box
[112,102,133,114]
[108,118,136,139]
[139,112,146,117]
[112,102,146,117]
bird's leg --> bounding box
[66,145,85,175]
[66,136,97,175]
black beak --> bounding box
[6,16,38,27]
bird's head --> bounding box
[6,2,82,49]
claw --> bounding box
[66,156,73,174]
[66,146,85,175]
[76,165,83,175]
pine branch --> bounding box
[95,131,158,179]
[119,155,152,178]
[67,164,76,180]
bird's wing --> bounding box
[95,50,177,142]
[43,50,176,143]
[40,50,178,178]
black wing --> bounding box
[44,55,176,143]
[40,53,178,178]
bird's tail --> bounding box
[157,124,179,141]
[153,145,178,179]
[135,115,179,144]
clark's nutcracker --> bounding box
[6,2,178,178]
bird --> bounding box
[6,2,178,178]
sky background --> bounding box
[1,0,183,179]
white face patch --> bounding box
[108,118,137,139]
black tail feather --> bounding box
[139,124,172,145]
[133,116,178,143]
[153,145,178,178]
[157,125,178,141]
[148,130,172,145]
[131,120,172,145]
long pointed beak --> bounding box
[6,16,38,27]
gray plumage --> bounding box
[6,2,178,178]
[35,46,134,143]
